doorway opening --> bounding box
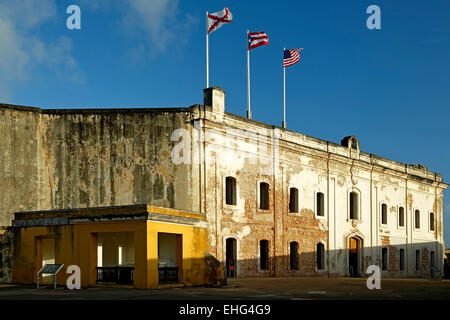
[226,238,237,278]
[349,237,361,277]
[37,237,56,284]
[96,232,135,285]
[158,233,182,284]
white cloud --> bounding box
[83,0,197,57]
[0,0,82,101]
[0,18,29,82]
[125,0,180,51]
[0,0,56,28]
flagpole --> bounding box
[206,11,209,88]
[282,47,286,129]
[247,30,251,119]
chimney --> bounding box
[203,87,225,113]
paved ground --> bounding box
[0,277,450,300]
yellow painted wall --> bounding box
[12,218,209,289]
[12,222,148,287]
[146,221,208,288]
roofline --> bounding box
[0,103,193,114]
[1,102,446,186]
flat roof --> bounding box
[13,204,206,227]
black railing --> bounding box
[96,266,134,285]
[158,267,179,284]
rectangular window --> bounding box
[290,242,299,270]
[381,204,387,225]
[349,192,358,219]
[289,188,298,213]
[430,212,435,231]
[381,247,388,271]
[416,250,421,271]
[118,246,123,265]
[415,210,420,229]
[225,176,236,205]
[399,249,405,271]
[317,192,324,217]
[398,207,405,227]
[259,183,269,210]
[260,240,269,270]
[430,251,435,268]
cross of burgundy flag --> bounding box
[248,32,269,50]
[283,48,303,67]
[207,8,233,34]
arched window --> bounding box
[381,203,387,225]
[225,176,236,205]
[259,183,269,210]
[260,240,269,270]
[416,250,421,271]
[290,242,299,270]
[430,212,435,231]
[289,188,298,213]
[398,207,405,227]
[399,248,405,271]
[381,247,388,271]
[316,192,325,217]
[415,210,420,229]
[316,243,325,270]
[349,191,359,220]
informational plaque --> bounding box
[36,264,64,289]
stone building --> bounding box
[0,87,447,284]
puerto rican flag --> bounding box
[248,31,269,50]
[207,8,233,34]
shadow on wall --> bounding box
[4,239,447,286]
[220,240,445,280]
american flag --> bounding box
[248,32,269,50]
[283,48,303,67]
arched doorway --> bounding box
[226,238,237,278]
[348,237,361,277]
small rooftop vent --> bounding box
[341,136,359,151]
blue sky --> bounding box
[1,0,450,243]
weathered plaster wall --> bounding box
[197,91,447,278]
[0,107,42,227]
[0,106,200,227]
[40,110,198,213]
